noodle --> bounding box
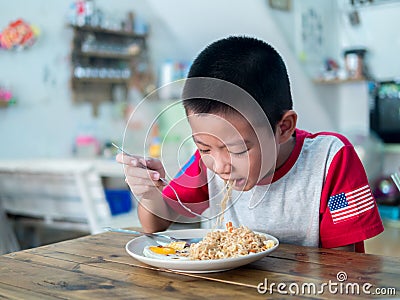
[189,223,275,260]
[217,180,234,226]
[186,177,275,261]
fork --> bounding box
[103,227,202,245]
[112,143,168,184]
[112,143,211,220]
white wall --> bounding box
[336,0,400,80]
[0,0,154,158]
[0,0,340,159]
[271,0,400,135]
[145,0,335,131]
[273,0,400,80]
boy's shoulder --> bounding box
[272,129,354,183]
[297,128,352,147]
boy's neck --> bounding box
[257,134,296,185]
[276,135,296,170]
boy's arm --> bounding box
[133,151,208,232]
[138,199,174,232]
[162,151,209,217]
[116,153,175,233]
[319,140,384,252]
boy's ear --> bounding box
[276,110,297,144]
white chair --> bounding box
[0,160,140,253]
[0,200,19,254]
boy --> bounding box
[117,36,383,252]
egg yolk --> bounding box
[149,246,176,255]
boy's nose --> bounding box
[212,153,231,175]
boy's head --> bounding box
[183,36,293,129]
[182,36,296,191]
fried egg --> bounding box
[143,245,190,260]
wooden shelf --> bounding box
[71,25,146,38]
[313,77,367,84]
[78,51,137,60]
[72,77,130,84]
[69,23,150,116]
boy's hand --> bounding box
[116,153,174,232]
[116,153,167,200]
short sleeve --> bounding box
[162,150,209,217]
[320,143,384,251]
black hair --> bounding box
[183,36,293,129]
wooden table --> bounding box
[0,231,399,299]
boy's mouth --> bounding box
[219,177,247,189]
[233,178,246,188]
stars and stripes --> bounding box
[328,185,375,224]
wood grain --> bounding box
[1,231,399,299]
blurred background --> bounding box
[0,0,399,256]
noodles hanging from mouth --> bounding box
[217,180,234,226]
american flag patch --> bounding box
[328,185,375,224]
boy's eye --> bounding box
[229,149,249,156]
[198,149,210,154]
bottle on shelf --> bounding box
[148,122,161,158]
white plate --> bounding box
[125,228,279,273]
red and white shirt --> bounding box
[163,129,384,252]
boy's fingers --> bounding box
[140,157,164,171]
[131,158,138,167]
[117,154,165,180]
[138,158,147,167]
[124,165,162,182]
[116,153,143,166]
[125,176,165,189]
[116,152,163,170]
